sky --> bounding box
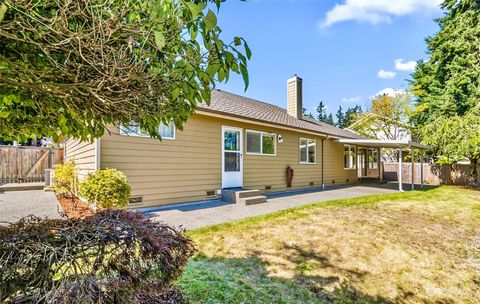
[214,0,444,118]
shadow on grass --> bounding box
[177,248,394,304]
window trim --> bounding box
[343,144,357,170]
[119,121,176,140]
[245,129,277,156]
[299,137,316,165]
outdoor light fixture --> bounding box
[278,135,283,143]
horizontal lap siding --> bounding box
[64,139,96,180]
[101,115,222,207]
[323,140,358,184]
[100,114,359,208]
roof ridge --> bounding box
[213,89,288,112]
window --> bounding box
[119,121,175,139]
[344,145,356,169]
[299,138,316,164]
[246,130,276,155]
[368,149,378,169]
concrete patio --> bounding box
[0,190,62,224]
[143,183,409,230]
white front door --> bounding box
[222,126,243,188]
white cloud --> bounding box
[375,87,404,97]
[394,58,417,71]
[320,0,442,28]
[377,70,397,79]
[341,96,362,103]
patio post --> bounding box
[398,148,403,192]
[377,147,382,180]
[411,147,415,191]
[420,151,424,189]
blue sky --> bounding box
[214,0,443,117]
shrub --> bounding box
[79,168,131,209]
[53,159,78,197]
[0,209,195,303]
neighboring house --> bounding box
[65,76,410,208]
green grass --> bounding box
[177,186,480,303]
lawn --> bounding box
[177,186,480,303]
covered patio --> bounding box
[335,139,430,192]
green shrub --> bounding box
[52,159,78,197]
[0,210,195,303]
[79,169,131,209]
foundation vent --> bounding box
[206,190,216,196]
[128,196,143,205]
[265,185,272,190]
[309,182,314,186]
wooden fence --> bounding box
[0,146,64,183]
[383,162,480,186]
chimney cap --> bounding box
[288,74,303,82]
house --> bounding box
[64,75,426,208]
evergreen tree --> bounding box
[326,113,335,125]
[316,101,327,122]
[411,0,480,125]
[335,106,345,128]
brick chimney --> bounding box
[287,75,303,119]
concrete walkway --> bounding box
[0,190,62,224]
[144,184,399,230]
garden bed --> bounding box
[56,194,94,219]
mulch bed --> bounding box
[56,194,94,219]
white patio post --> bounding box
[398,148,403,192]
[377,147,382,180]
[420,151,424,189]
[411,147,415,191]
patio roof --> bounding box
[335,139,429,150]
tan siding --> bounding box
[323,140,358,184]
[100,114,360,208]
[64,139,96,180]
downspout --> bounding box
[94,138,101,170]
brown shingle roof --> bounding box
[197,89,365,139]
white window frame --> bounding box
[299,137,316,164]
[119,121,176,139]
[245,130,277,156]
[344,145,356,170]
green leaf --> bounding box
[0,3,7,23]
[0,111,10,118]
[234,37,241,46]
[52,271,63,281]
[154,31,166,50]
[204,10,217,31]
[244,40,252,60]
[240,63,249,91]
[186,1,205,18]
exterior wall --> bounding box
[100,113,358,208]
[64,138,96,180]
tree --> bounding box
[335,106,345,128]
[410,0,480,182]
[316,101,327,122]
[0,0,251,141]
[343,105,362,128]
[326,113,335,126]
[349,93,412,161]
[411,0,480,125]
[302,107,314,119]
[420,113,480,184]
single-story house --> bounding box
[65,75,428,208]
